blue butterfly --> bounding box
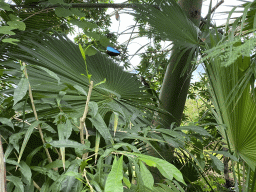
[106,46,120,56]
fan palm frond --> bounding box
[2,33,157,126]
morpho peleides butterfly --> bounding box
[106,46,121,56]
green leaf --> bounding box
[6,176,24,192]
[13,77,29,106]
[84,32,101,40]
[7,21,26,31]
[20,161,32,185]
[45,160,71,169]
[70,19,98,29]
[84,46,98,56]
[138,158,157,167]
[99,37,110,47]
[89,113,114,145]
[0,117,14,129]
[73,85,87,96]
[9,131,25,153]
[2,38,20,44]
[55,8,72,17]
[174,126,211,137]
[30,166,60,181]
[211,151,238,162]
[136,154,185,184]
[37,66,61,85]
[70,8,86,17]
[18,121,42,163]
[209,154,224,173]
[48,140,88,149]
[123,177,131,189]
[26,146,43,166]
[0,26,16,35]
[79,44,86,60]
[0,2,12,11]
[88,101,98,117]
[61,163,83,192]
[139,161,154,189]
[105,156,124,192]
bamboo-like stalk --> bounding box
[80,81,93,160]
[23,63,53,164]
[0,135,6,192]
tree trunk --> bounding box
[150,0,203,183]
[159,0,202,128]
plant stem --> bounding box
[23,63,52,164]
[80,81,93,159]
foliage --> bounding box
[2,0,256,191]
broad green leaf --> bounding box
[138,158,157,167]
[113,143,140,153]
[135,154,185,184]
[99,37,110,47]
[162,134,180,148]
[18,121,42,163]
[37,66,61,85]
[48,140,88,149]
[0,2,12,11]
[0,26,15,35]
[55,8,72,17]
[211,151,238,162]
[26,146,43,166]
[65,171,82,178]
[70,19,98,29]
[209,154,224,173]
[30,166,60,181]
[73,84,87,96]
[84,46,98,56]
[13,77,29,106]
[45,160,71,169]
[88,101,98,117]
[9,131,25,153]
[89,113,114,145]
[6,176,24,192]
[84,32,101,40]
[7,21,26,31]
[20,161,32,185]
[70,8,86,17]
[123,177,131,189]
[2,38,20,44]
[105,156,123,192]
[174,126,211,137]
[139,161,154,189]
[61,164,83,192]
[0,117,14,129]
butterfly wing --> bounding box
[107,46,121,56]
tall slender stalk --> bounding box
[23,63,53,164]
[80,81,93,160]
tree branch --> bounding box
[10,3,143,9]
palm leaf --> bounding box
[131,0,199,49]
[2,33,156,126]
[204,41,256,170]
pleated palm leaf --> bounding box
[203,37,256,189]
[2,33,156,126]
[131,0,200,67]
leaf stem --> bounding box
[80,81,93,159]
[22,63,53,164]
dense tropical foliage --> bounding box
[1,0,256,191]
